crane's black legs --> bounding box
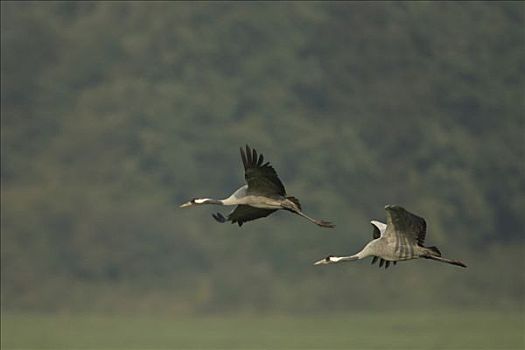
[281,201,335,228]
[422,255,467,268]
[294,210,335,228]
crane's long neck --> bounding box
[327,240,387,265]
[331,255,360,263]
[319,244,374,265]
[335,247,371,262]
[357,239,380,259]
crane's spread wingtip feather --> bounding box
[240,147,247,169]
[257,153,264,166]
[245,145,252,165]
[212,213,226,223]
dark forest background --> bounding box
[1,1,524,315]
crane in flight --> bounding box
[314,205,466,268]
[180,145,335,228]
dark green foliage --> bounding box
[1,2,524,314]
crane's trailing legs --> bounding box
[280,198,335,228]
[421,254,467,268]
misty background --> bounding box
[1,2,524,318]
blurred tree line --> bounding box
[1,1,524,314]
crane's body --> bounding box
[211,185,283,209]
[180,146,334,228]
[191,185,280,208]
[314,205,466,268]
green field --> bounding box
[1,311,523,350]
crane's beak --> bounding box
[313,258,330,266]
[180,201,193,208]
[453,260,467,268]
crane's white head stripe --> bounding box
[194,198,211,204]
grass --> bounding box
[1,310,523,350]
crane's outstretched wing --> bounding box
[371,220,387,239]
[370,220,391,268]
[241,145,286,196]
[212,205,277,227]
[384,205,426,246]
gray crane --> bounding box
[180,145,335,228]
[314,205,466,268]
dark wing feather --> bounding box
[385,206,427,246]
[215,205,277,227]
[241,145,286,196]
[371,223,381,239]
